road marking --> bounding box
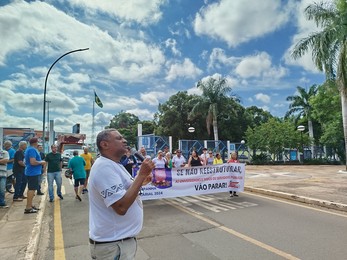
[54,195,66,260]
[167,195,257,213]
[165,199,300,260]
[244,191,347,218]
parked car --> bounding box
[62,149,84,168]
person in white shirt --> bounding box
[88,129,155,260]
[172,149,186,168]
[152,150,166,168]
[200,148,208,165]
[0,146,9,208]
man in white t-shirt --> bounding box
[88,129,155,260]
[172,149,186,168]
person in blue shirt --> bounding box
[24,138,46,214]
[68,151,86,201]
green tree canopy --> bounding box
[292,0,347,166]
[107,111,140,146]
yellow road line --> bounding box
[54,194,66,260]
[165,199,300,260]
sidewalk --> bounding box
[0,165,346,259]
[244,165,347,211]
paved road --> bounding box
[38,190,347,260]
[0,165,346,259]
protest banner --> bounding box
[135,163,245,200]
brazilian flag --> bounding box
[94,90,103,108]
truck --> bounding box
[56,133,86,153]
[56,133,86,167]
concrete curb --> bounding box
[24,185,48,260]
[244,186,347,212]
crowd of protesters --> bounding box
[0,138,241,213]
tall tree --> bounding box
[310,81,344,160]
[190,76,233,146]
[155,91,205,147]
[107,111,140,146]
[292,0,347,167]
[285,85,318,157]
[246,106,273,127]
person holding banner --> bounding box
[172,149,186,168]
[165,152,172,168]
[227,152,239,197]
[187,150,204,167]
[206,151,214,165]
[152,150,166,168]
[200,148,208,165]
[213,153,223,164]
[88,129,155,260]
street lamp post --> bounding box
[297,125,305,163]
[45,100,51,152]
[188,126,195,153]
[42,48,89,152]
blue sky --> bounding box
[0,0,326,142]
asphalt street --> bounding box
[0,165,346,259]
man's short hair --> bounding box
[96,128,117,151]
[29,137,38,144]
[18,141,27,148]
[73,150,79,156]
[4,140,12,147]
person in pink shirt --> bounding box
[227,152,239,197]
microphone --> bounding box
[131,148,145,162]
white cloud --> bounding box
[165,58,202,82]
[193,0,290,47]
[283,0,327,73]
[66,0,166,26]
[164,38,181,56]
[235,52,287,79]
[208,48,239,69]
[0,1,167,83]
[126,108,154,120]
[140,91,173,106]
[255,93,271,104]
[168,19,191,38]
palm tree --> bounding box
[285,85,318,157]
[292,0,347,167]
[190,76,232,146]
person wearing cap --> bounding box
[24,137,46,214]
[0,143,9,208]
[172,149,186,168]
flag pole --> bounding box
[92,91,95,152]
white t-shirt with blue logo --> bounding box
[88,156,143,241]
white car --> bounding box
[62,149,84,168]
